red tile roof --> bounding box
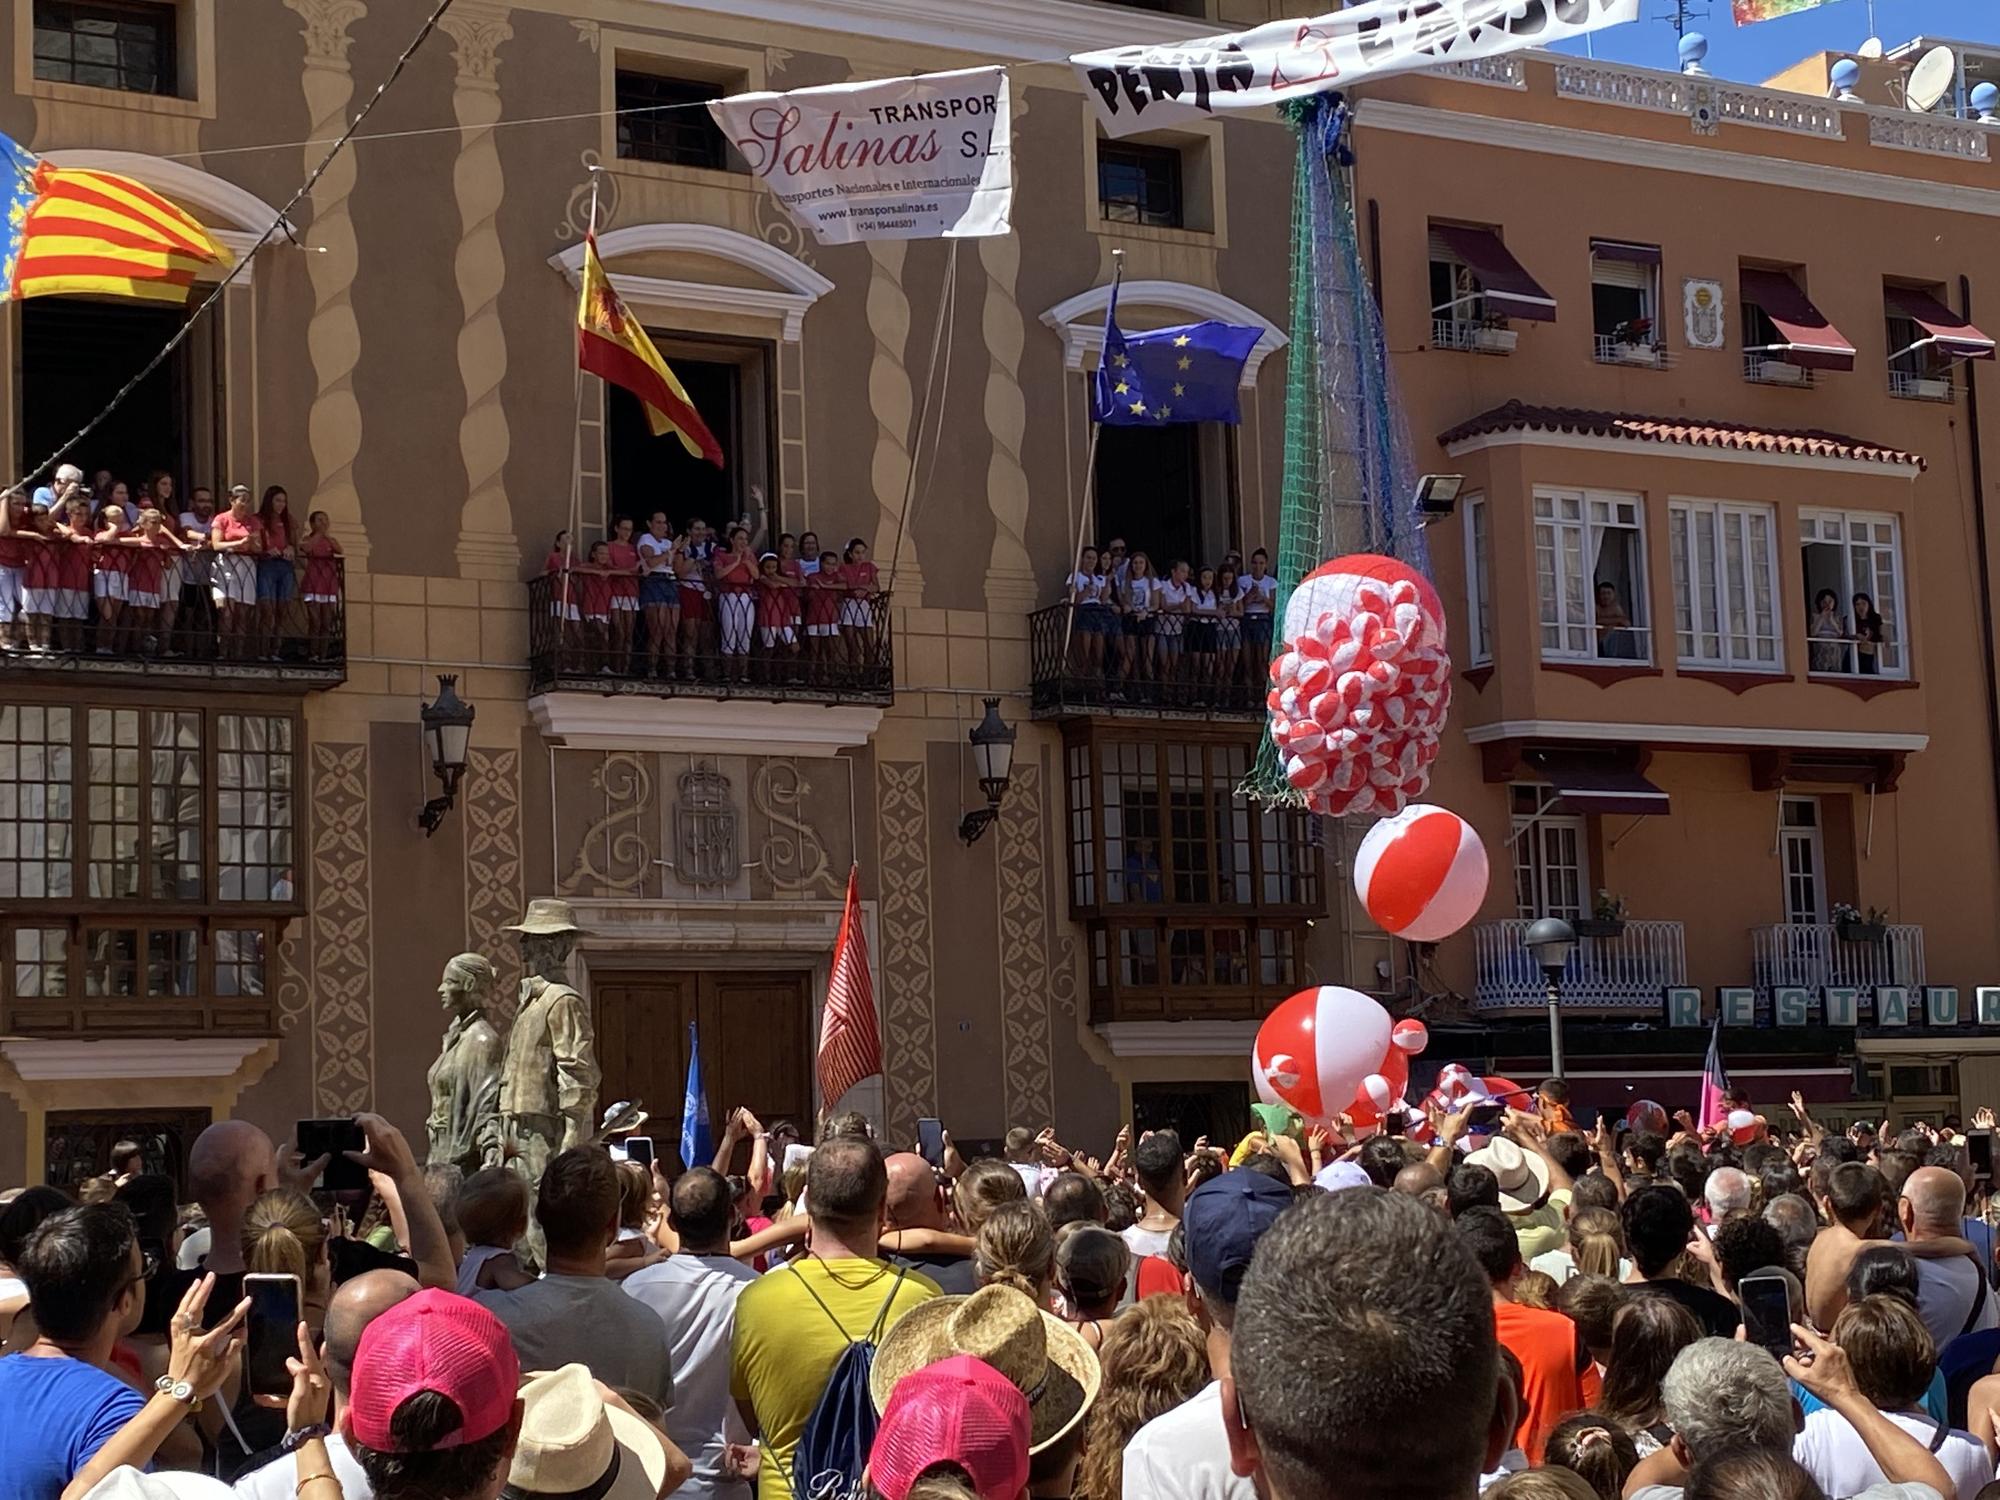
[1439,400,1925,470]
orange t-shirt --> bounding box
[1494,1299,1584,1462]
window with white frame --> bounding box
[1780,795,1826,925]
[1667,500,1782,670]
[1799,510,1907,677]
[1533,488,1648,662]
[1511,785,1587,921]
[1464,493,1492,664]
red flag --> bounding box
[818,865,881,1111]
[1697,1013,1731,1133]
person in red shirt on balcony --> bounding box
[0,488,41,655]
[713,524,757,683]
[805,550,844,684]
[755,551,798,683]
[605,515,643,676]
[11,492,57,656]
[54,497,97,654]
[300,510,345,662]
[209,484,264,662]
[90,506,131,655]
[572,538,615,672]
[841,536,878,673]
[256,486,297,662]
[120,509,188,657]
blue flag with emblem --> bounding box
[1092,281,1261,426]
[680,1020,713,1169]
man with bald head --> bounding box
[882,1151,975,1293]
[175,1119,282,1327]
[234,1268,419,1499]
[1394,1161,1445,1199]
[1899,1164,1996,1346]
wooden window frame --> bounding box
[1061,721,1323,1025]
[2,696,304,918]
[7,913,276,1036]
[613,69,732,171]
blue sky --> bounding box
[1550,0,1994,83]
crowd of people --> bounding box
[0,466,345,663]
[540,510,884,686]
[8,1084,2000,1500]
[1060,540,1278,704]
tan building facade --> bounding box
[9,0,2000,1187]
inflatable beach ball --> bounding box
[1252,985,1393,1126]
[1353,804,1490,942]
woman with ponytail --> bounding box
[1531,1205,1632,1285]
[1542,1413,1639,1500]
[973,1200,1054,1309]
[1054,1223,1129,1349]
[228,1188,332,1477]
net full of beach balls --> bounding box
[1353,804,1490,942]
[1252,985,1394,1125]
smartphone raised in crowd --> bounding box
[624,1136,655,1169]
[916,1117,945,1169]
[1738,1272,1796,1359]
[296,1118,369,1194]
[1972,1129,1994,1181]
[244,1273,303,1399]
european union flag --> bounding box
[1092,284,1260,426]
[680,1021,713,1169]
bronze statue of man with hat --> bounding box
[492,898,602,1200]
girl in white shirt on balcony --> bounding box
[1156,560,1192,683]
[1119,551,1157,686]
[1069,544,1107,681]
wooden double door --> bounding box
[593,970,812,1172]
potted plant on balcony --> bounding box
[1832,902,1891,946]
[1472,311,1517,354]
[1574,889,1628,939]
[1610,316,1656,366]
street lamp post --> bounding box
[1525,916,1578,1081]
[958,698,1017,845]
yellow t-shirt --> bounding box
[730,1256,940,1500]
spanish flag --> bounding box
[2,134,230,303]
[576,234,723,468]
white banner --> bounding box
[707,68,1011,245]
[1073,0,1640,137]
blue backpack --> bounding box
[786,1262,911,1500]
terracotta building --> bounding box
[5,0,2000,1189]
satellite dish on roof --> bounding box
[1857,37,1884,59]
[1906,45,1956,112]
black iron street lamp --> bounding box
[1525,916,1578,1081]
[958,697,1017,845]
[418,674,475,837]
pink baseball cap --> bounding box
[869,1355,1031,1500]
[347,1289,520,1452]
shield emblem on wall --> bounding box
[674,765,739,888]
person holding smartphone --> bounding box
[0,1204,247,1500]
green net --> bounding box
[1244,94,1427,805]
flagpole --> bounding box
[561,171,602,640]
[1059,249,1122,683]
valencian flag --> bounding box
[1092,281,1260,427]
[1697,1013,1731,1133]
[817,864,881,1112]
[576,233,723,467]
[2,134,229,302]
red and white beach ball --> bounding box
[1347,1018,1431,1130]
[1353,805,1490,943]
[1726,1109,1762,1146]
[1252,985,1393,1126]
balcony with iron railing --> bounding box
[1434,318,1517,355]
[1593,333,1669,369]
[526,573,893,705]
[1751,922,1926,997]
[1029,601,1264,720]
[1473,918,1688,1013]
[1742,352,1816,387]
[0,552,345,690]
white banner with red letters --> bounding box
[707,68,1011,244]
[1073,0,1640,137]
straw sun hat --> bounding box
[869,1284,1100,1454]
